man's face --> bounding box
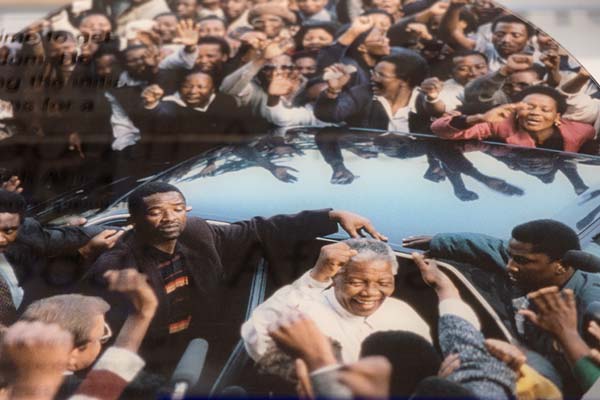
[302,27,333,51]
[154,15,178,43]
[333,258,395,317]
[222,0,248,20]
[70,314,109,371]
[251,14,285,38]
[294,56,317,78]
[505,70,538,98]
[195,43,227,72]
[492,22,529,58]
[261,54,294,81]
[124,47,159,79]
[452,54,488,86]
[371,61,401,98]
[296,0,327,16]
[0,213,20,253]
[79,15,112,38]
[369,13,392,32]
[176,0,198,19]
[506,238,559,291]
[180,73,214,106]
[199,19,227,38]
[95,54,117,79]
[133,191,188,243]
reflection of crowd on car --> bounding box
[1,0,600,398]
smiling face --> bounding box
[516,93,559,134]
[506,238,561,291]
[370,61,401,98]
[302,27,333,51]
[133,191,188,243]
[154,14,178,43]
[0,212,20,253]
[333,258,395,317]
[180,72,214,107]
[492,22,529,58]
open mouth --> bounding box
[352,298,381,310]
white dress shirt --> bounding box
[241,270,432,363]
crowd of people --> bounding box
[0,0,599,164]
[1,0,600,398]
[1,180,600,398]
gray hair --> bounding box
[20,294,110,346]
[342,238,398,274]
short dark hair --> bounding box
[451,49,488,65]
[198,36,230,57]
[511,219,580,260]
[380,49,429,87]
[491,14,534,37]
[515,85,567,114]
[291,49,317,62]
[361,8,394,25]
[127,182,185,218]
[361,331,441,397]
[0,189,26,222]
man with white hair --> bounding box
[242,238,431,364]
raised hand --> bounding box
[412,252,459,300]
[268,71,296,97]
[481,103,521,124]
[323,63,355,95]
[78,229,125,261]
[1,175,23,193]
[337,356,392,398]
[260,37,295,60]
[68,132,85,159]
[540,50,560,72]
[103,269,158,318]
[518,287,578,341]
[484,339,527,371]
[141,84,164,109]
[268,311,337,371]
[349,16,375,35]
[503,54,534,74]
[271,165,299,183]
[311,242,358,282]
[406,22,432,41]
[173,19,200,47]
[329,210,388,241]
[420,77,444,101]
[428,1,450,17]
[402,235,433,250]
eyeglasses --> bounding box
[99,322,112,345]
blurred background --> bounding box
[0,0,599,80]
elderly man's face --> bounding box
[133,191,188,242]
[333,258,395,317]
[0,212,20,253]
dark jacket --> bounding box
[4,218,102,318]
[83,210,338,344]
[314,84,428,132]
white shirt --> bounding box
[375,89,419,133]
[241,270,432,363]
[0,253,23,309]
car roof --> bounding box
[88,129,600,251]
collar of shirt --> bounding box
[323,288,377,329]
[0,253,23,309]
[163,92,217,112]
[142,241,183,261]
[117,71,147,88]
